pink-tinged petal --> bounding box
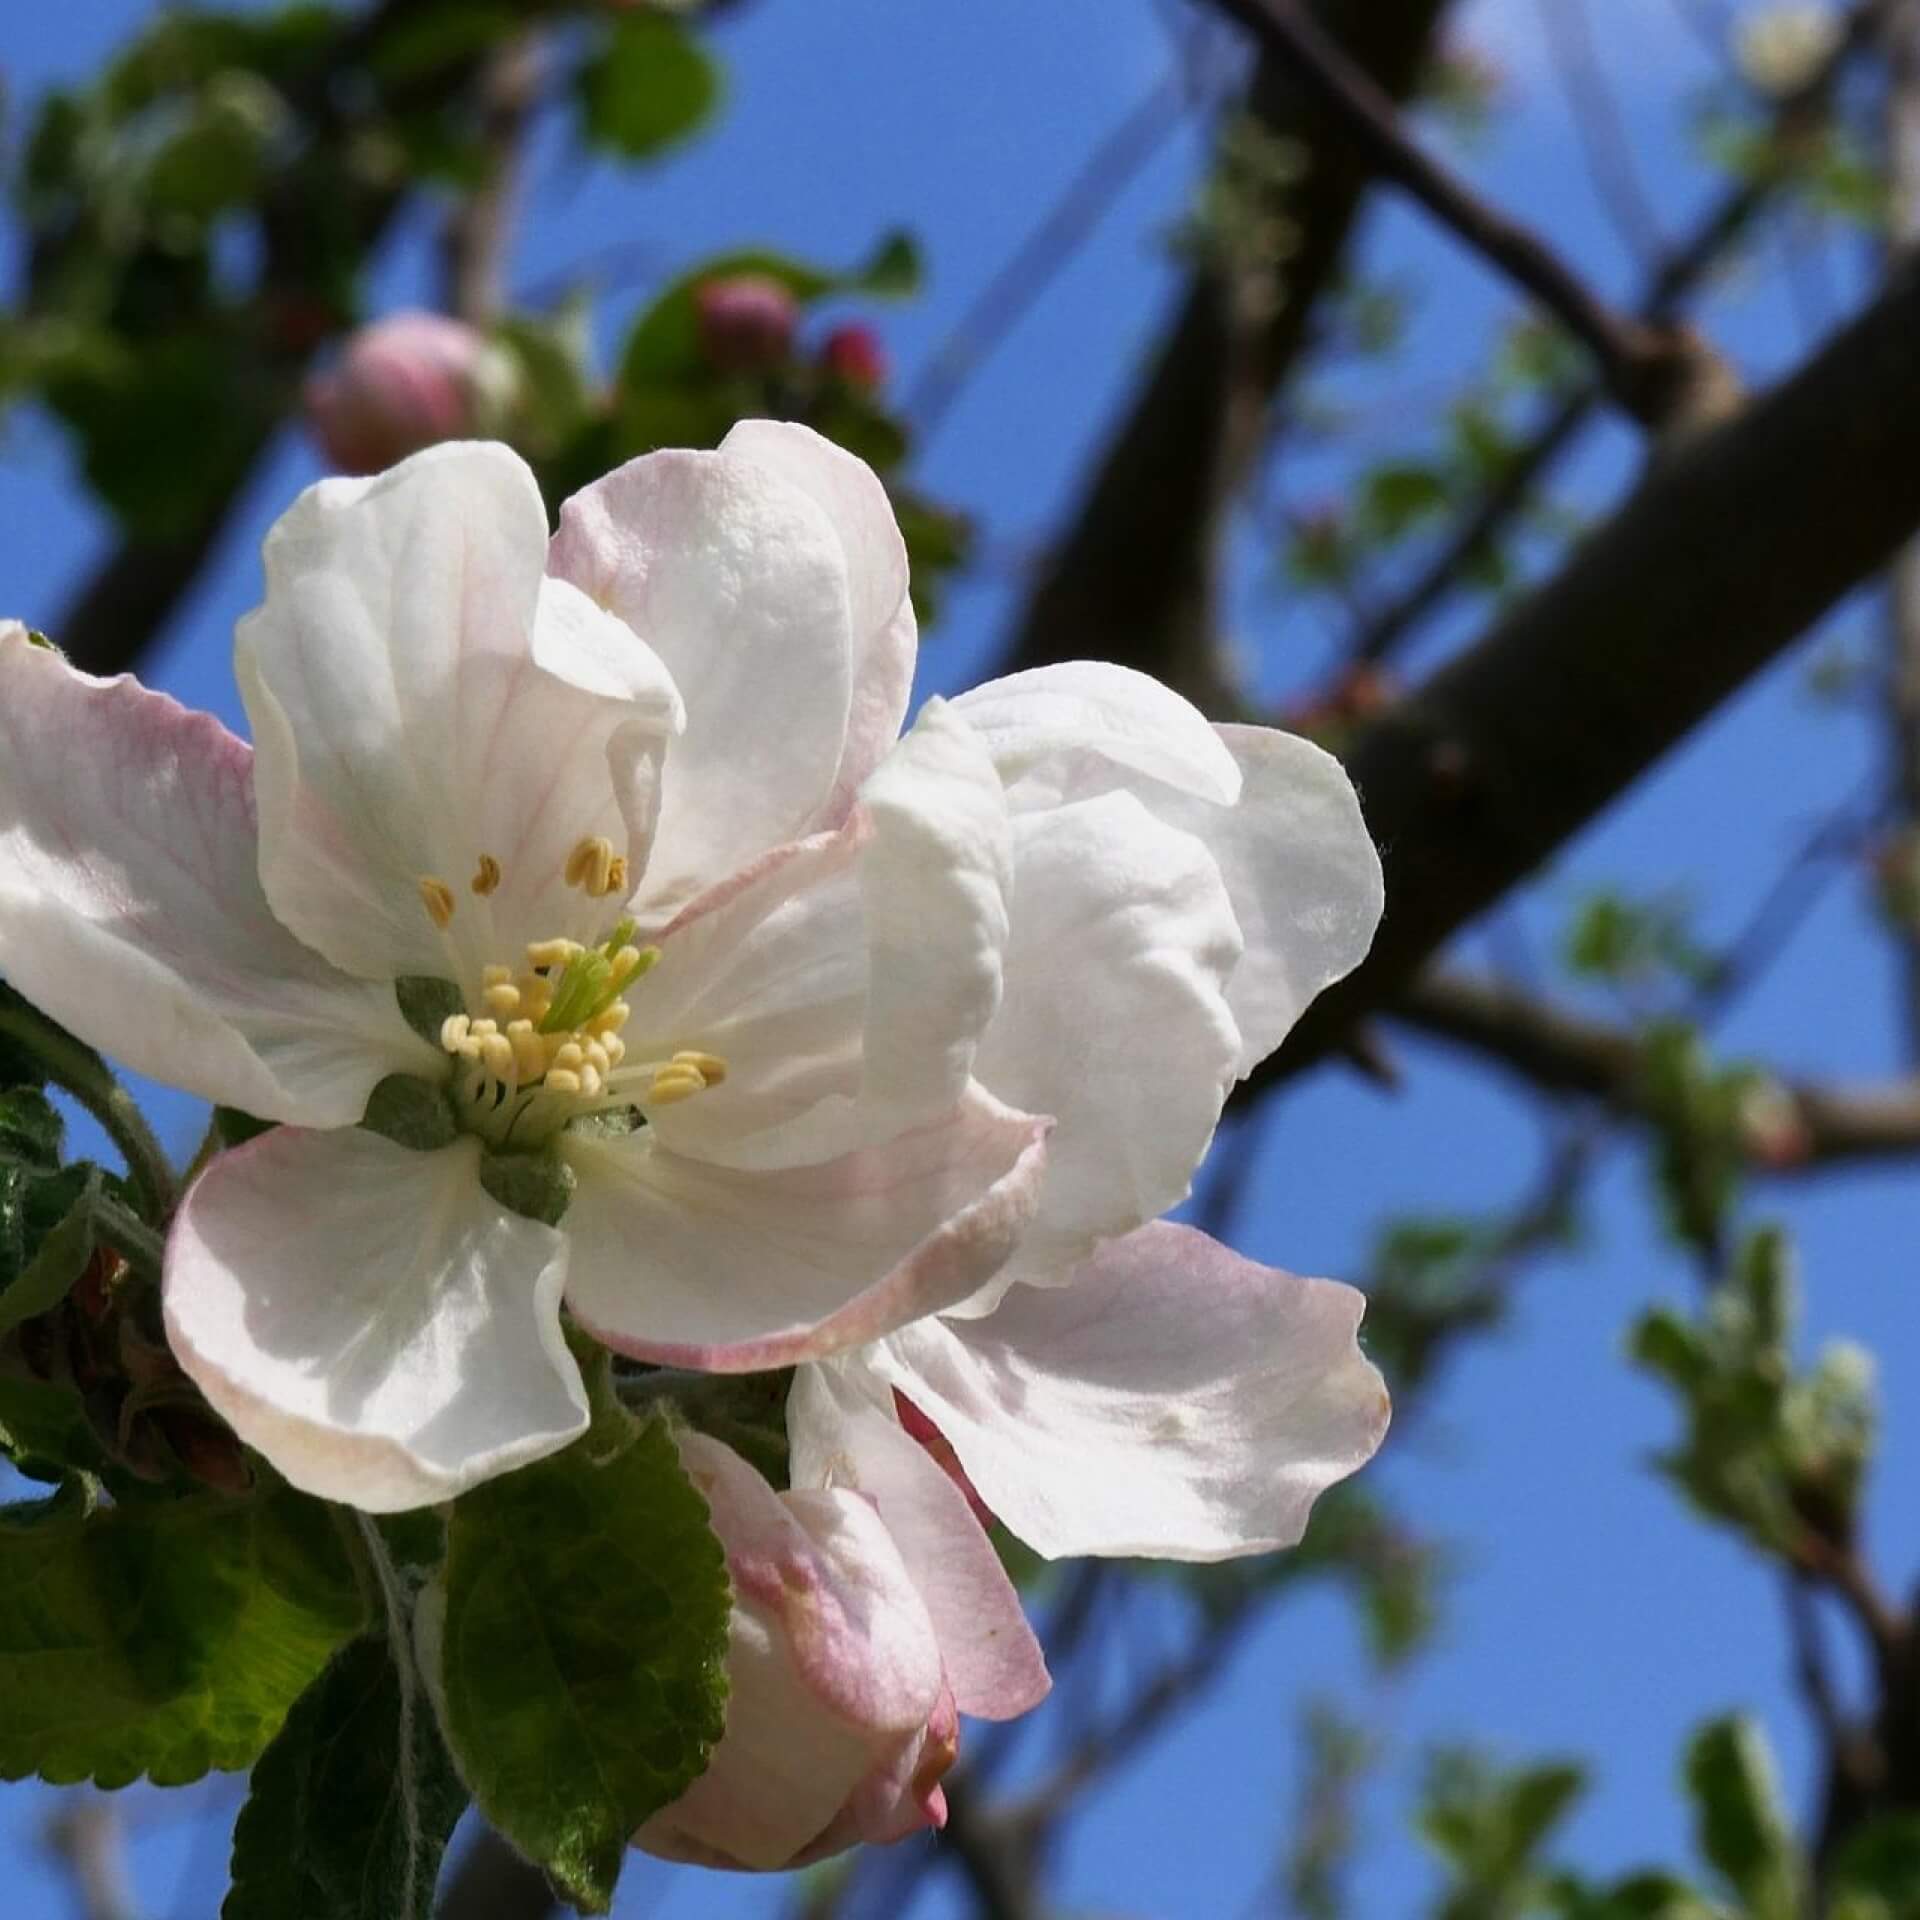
[238,442,679,987]
[550,444,855,915]
[559,1089,1050,1371]
[1174,724,1383,1074]
[872,1222,1391,1561]
[637,1431,943,1871]
[791,1360,1050,1719]
[952,661,1242,805]
[165,1128,588,1512]
[717,421,915,820]
[961,788,1241,1303]
[0,632,430,1124]
[629,705,1011,1172]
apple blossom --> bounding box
[0,424,1052,1511]
[0,415,1389,1548]
[635,1428,1046,1871]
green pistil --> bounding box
[538,951,612,1034]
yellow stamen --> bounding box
[417,876,456,930]
[482,965,514,988]
[469,1018,499,1040]
[546,1068,583,1095]
[604,855,629,897]
[508,1021,547,1081]
[647,1067,707,1106]
[579,1063,604,1099]
[480,1033,514,1080]
[552,1041,586,1074]
[606,947,645,990]
[565,836,617,897]
[471,854,503,897]
[484,982,522,1016]
[527,937,582,971]
[587,1003,631,1036]
[601,1033,627,1067]
[671,1050,729,1087]
[440,1013,472,1051]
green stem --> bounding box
[92,1192,167,1281]
[0,995,177,1221]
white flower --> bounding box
[0,426,1048,1510]
[0,419,1391,1546]
[635,1425,1046,1871]
[792,664,1394,1561]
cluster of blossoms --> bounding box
[0,419,1387,1869]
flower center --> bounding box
[416,838,728,1149]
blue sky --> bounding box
[6,1,1919,1914]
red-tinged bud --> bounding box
[819,322,889,391]
[304,311,508,476]
[694,274,799,375]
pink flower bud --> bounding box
[303,311,498,476]
[819,322,889,391]
[694,274,799,376]
[635,1433,960,1872]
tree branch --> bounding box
[1244,256,1920,1097]
[998,0,1458,706]
[1204,0,1704,424]
[1391,971,1920,1168]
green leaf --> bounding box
[578,14,720,161]
[0,1483,366,1787]
[0,1084,63,1168]
[0,1375,110,1484]
[431,1397,729,1913]
[226,1634,468,1920]
[1684,1716,1800,1920]
[0,1165,101,1335]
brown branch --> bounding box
[999,0,1458,707]
[1204,0,1701,424]
[1242,256,1920,1098]
[1389,971,1920,1169]
[1351,0,1889,667]
[43,1797,137,1920]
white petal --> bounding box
[1175,724,1383,1073]
[165,1128,588,1511]
[964,788,1241,1298]
[559,1089,1050,1371]
[790,1360,1049,1720]
[628,704,1011,1172]
[951,661,1242,805]
[718,421,915,819]
[0,633,430,1124]
[239,442,679,986]
[549,444,855,914]
[871,1222,1391,1561]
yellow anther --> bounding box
[469,1018,499,1040]
[671,1050,729,1087]
[484,982,522,1017]
[565,836,618,896]
[471,854,503,897]
[648,1066,707,1106]
[579,1063,604,1099]
[583,1038,611,1078]
[552,1041,586,1074]
[440,1013,472,1052]
[482,965,514,988]
[526,937,583,971]
[481,1033,515,1080]
[417,876,456,930]
[604,855,629,897]
[601,1033,627,1067]
[546,1069,583,1096]
[508,1022,546,1082]
[606,946,645,990]
[586,1003,631,1036]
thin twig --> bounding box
[907,72,1196,439]
[1203,0,1696,423]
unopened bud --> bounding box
[1736,1077,1813,1169]
[694,274,798,375]
[1734,5,1842,97]
[304,311,510,475]
[818,321,889,391]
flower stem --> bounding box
[92,1192,167,1281]
[0,991,177,1221]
